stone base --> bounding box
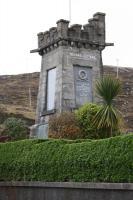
[30,123,48,139]
[0,182,132,200]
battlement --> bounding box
[31,12,113,55]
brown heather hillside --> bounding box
[103,66,133,131]
[0,66,133,131]
[0,72,39,128]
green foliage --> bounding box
[75,103,105,139]
[0,134,132,182]
[49,112,81,139]
[4,117,28,140]
[93,76,122,136]
[96,76,121,105]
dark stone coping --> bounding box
[49,27,57,31]
[70,24,82,28]
[37,32,43,36]
[41,109,56,116]
[93,12,106,17]
[89,18,99,22]
[56,19,70,24]
[0,182,133,190]
[30,35,114,54]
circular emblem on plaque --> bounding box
[79,70,87,80]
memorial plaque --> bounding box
[74,66,92,107]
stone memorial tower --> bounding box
[30,12,113,138]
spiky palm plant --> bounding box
[93,76,122,137]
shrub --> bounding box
[75,103,105,139]
[0,134,132,182]
[93,76,122,137]
[0,135,11,143]
[49,112,81,139]
[3,117,28,140]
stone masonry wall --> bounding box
[33,12,108,125]
[0,182,132,200]
[34,12,106,56]
[36,46,101,124]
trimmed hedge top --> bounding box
[0,134,132,182]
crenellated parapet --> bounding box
[31,12,113,55]
[30,12,115,138]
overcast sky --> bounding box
[0,0,133,75]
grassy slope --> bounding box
[0,73,39,128]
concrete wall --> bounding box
[0,182,133,200]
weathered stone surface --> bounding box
[31,12,108,56]
[30,123,48,139]
[0,182,132,200]
[30,13,122,138]
[35,46,101,126]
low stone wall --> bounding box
[0,182,132,200]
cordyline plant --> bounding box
[93,76,122,137]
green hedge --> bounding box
[0,134,132,182]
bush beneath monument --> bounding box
[75,103,121,139]
[49,112,81,139]
[0,134,132,182]
[75,103,103,139]
[49,103,121,140]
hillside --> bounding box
[103,66,133,131]
[0,66,133,131]
[0,72,39,127]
